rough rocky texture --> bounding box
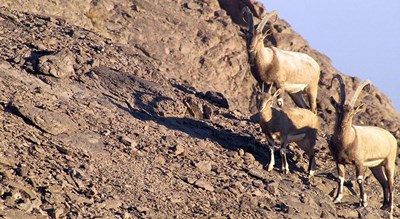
[0,1,399,218]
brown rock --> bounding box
[14,105,77,135]
[186,2,201,10]
[195,161,212,173]
[103,198,122,210]
[119,135,137,147]
[194,180,214,192]
[337,209,359,218]
[172,145,185,155]
[37,49,75,78]
[203,104,213,119]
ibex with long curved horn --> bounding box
[329,74,398,217]
[242,7,320,113]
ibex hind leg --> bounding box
[288,92,308,109]
[307,150,316,178]
[307,87,318,114]
[384,162,395,214]
[370,166,390,209]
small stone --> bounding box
[172,145,185,155]
[238,149,245,156]
[337,209,359,218]
[266,181,279,196]
[131,148,144,157]
[85,188,97,198]
[33,145,45,154]
[184,96,203,119]
[186,2,201,10]
[247,168,267,181]
[56,145,71,155]
[101,129,111,136]
[183,176,197,184]
[7,181,37,199]
[66,191,93,205]
[119,135,137,147]
[154,156,166,165]
[103,198,122,210]
[243,152,256,162]
[136,206,151,213]
[252,189,264,197]
[203,104,213,119]
[15,163,28,177]
[235,120,247,127]
[204,91,229,108]
[169,197,184,204]
[194,180,214,192]
[73,178,85,189]
[16,201,33,212]
[54,208,64,219]
[195,161,212,173]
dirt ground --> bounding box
[0,1,399,218]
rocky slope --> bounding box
[0,1,398,218]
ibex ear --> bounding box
[273,89,281,99]
[354,103,366,113]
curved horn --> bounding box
[242,6,254,33]
[330,74,346,106]
[256,10,279,32]
[268,82,274,94]
[349,80,371,107]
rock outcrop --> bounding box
[0,1,398,218]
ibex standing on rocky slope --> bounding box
[329,74,398,217]
[257,83,319,177]
[242,7,320,114]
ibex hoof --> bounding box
[380,204,390,210]
[359,201,368,207]
[333,197,342,204]
[266,164,274,171]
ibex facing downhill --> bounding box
[243,7,320,113]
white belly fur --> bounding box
[284,83,307,93]
[363,159,384,167]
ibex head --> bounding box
[242,6,278,53]
[256,82,281,111]
[329,74,371,124]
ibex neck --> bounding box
[259,107,273,122]
[251,46,275,81]
[334,117,356,147]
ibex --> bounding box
[329,74,398,217]
[242,7,320,113]
[257,83,319,177]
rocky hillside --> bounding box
[0,1,398,218]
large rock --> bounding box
[37,49,75,78]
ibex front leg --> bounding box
[356,165,368,207]
[334,163,345,203]
[266,137,275,171]
[280,142,290,174]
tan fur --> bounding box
[257,90,319,176]
[244,9,320,113]
[330,75,398,216]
